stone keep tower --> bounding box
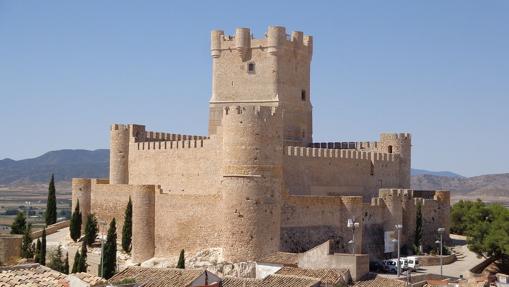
[220,105,284,262]
[209,26,313,147]
[379,133,412,188]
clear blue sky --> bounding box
[0,1,507,177]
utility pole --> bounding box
[437,227,445,278]
[99,221,107,278]
[347,218,360,254]
[395,224,403,277]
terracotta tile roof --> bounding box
[0,263,68,287]
[275,267,350,286]
[258,252,298,267]
[222,274,320,287]
[72,272,107,286]
[222,277,263,287]
[262,274,320,287]
[109,266,205,287]
[353,274,406,287]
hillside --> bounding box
[0,149,109,185]
[412,173,509,199]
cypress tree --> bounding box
[10,211,26,234]
[45,174,57,225]
[102,218,117,279]
[21,224,34,259]
[177,249,185,269]
[71,250,80,273]
[34,239,41,263]
[77,240,88,272]
[121,197,132,253]
[64,252,69,274]
[70,200,82,242]
[40,228,47,265]
[84,214,98,246]
[48,244,65,272]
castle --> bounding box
[71,26,450,265]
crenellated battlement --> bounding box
[111,124,129,131]
[379,188,414,199]
[285,146,398,162]
[380,133,412,140]
[310,141,379,150]
[211,26,312,59]
[134,138,208,150]
[222,105,280,118]
[126,124,208,143]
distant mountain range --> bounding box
[1,150,508,200]
[0,149,109,185]
[411,169,464,178]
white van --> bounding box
[405,256,420,270]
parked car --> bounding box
[382,258,411,273]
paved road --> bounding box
[379,234,485,280]
[419,234,484,278]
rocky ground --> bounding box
[46,228,256,278]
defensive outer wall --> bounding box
[71,26,450,264]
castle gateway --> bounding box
[72,26,450,263]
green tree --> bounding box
[21,224,34,258]
[70,200,82,242]
[414,202,423,253]
[34,239,41,263]
[71,250,80,273]
[63,252,69,274]
[10,211,26,234]
[48,244,65,272]
[451,200,509,257]
[77,240,88,273]
[101,218,117,279]
[40,228,47,265]
[121,197,132,253]
[45,174,57,225]
[84,214,98,246]
[177,249,185,269]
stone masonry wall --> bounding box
[128,137,222,195]
[284,147,401,201]
[153,192,223,258]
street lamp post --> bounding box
[437,227,445,278]
[347,218,360,254]
[395,224,403,277]
[99,221,107,278]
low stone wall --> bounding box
[418,254,456,266]
[467,256,498,277]
[0,234,23,265]
[31,220,70,238]
[0,220,70,265]
[297,240,369,281]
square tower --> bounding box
[209,26,313,146]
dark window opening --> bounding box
[248,63,255,73]
[388,145,393,153]
[370,162,375,176]
[301,90,306,101]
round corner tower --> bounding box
[220,105,283,262]
[110,124,130,184]
[379,133,412,188]
[132,185,156,263]
[71,178,91,232]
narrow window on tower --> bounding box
[388,145,393,154]
[248,63,255,73]
[301,90,306,101]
